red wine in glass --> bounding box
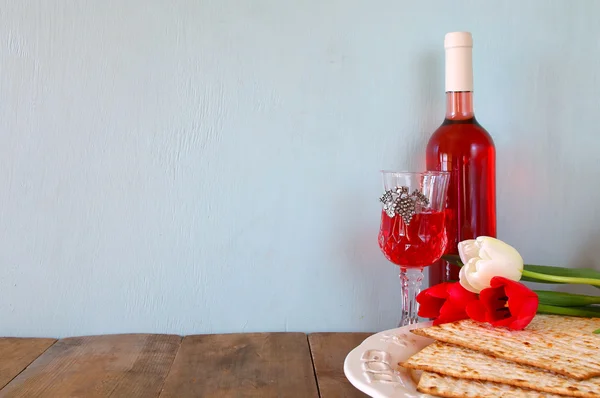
[378,171,450,327]
[378,210,447,267]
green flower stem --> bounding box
[441,255,600,286]
[522,270,600,287]
[537,304,600,318]
[523,264,600,280]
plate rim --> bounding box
[343,321,434,398]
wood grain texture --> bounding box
[159,332,319,398]
[0,338,56,389]
[308,332,372,398]
[0,334,181,398]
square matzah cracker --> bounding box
[411,315,600,380]
[418,371,567,398]
[402,341,600,397]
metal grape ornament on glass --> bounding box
[379,186,429,225]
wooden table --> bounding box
[0,332,372,397]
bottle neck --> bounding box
[445,91,474,120]
[444,33,474,121]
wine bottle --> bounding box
[426,32,496,285]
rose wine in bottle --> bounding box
[426,32,496,284]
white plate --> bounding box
[343,322,435,398]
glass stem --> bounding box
[399,268,424,327]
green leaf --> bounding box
[537,304,600,318]
[534,290,600,307]
[594,328,600,334]
[442,254,462,266]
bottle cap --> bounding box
[444,32,473,49]
[444,32,473,92]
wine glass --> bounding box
[378,170,450,327]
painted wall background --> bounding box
[1,0,599,337]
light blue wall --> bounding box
[1,0,599,337]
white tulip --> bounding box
[458,236,524,293]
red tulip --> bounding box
[466,276,539,330]
[417,282,479,325]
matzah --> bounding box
[402,342,600,397]
[417,371,567,398]
[411,315,600,379]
